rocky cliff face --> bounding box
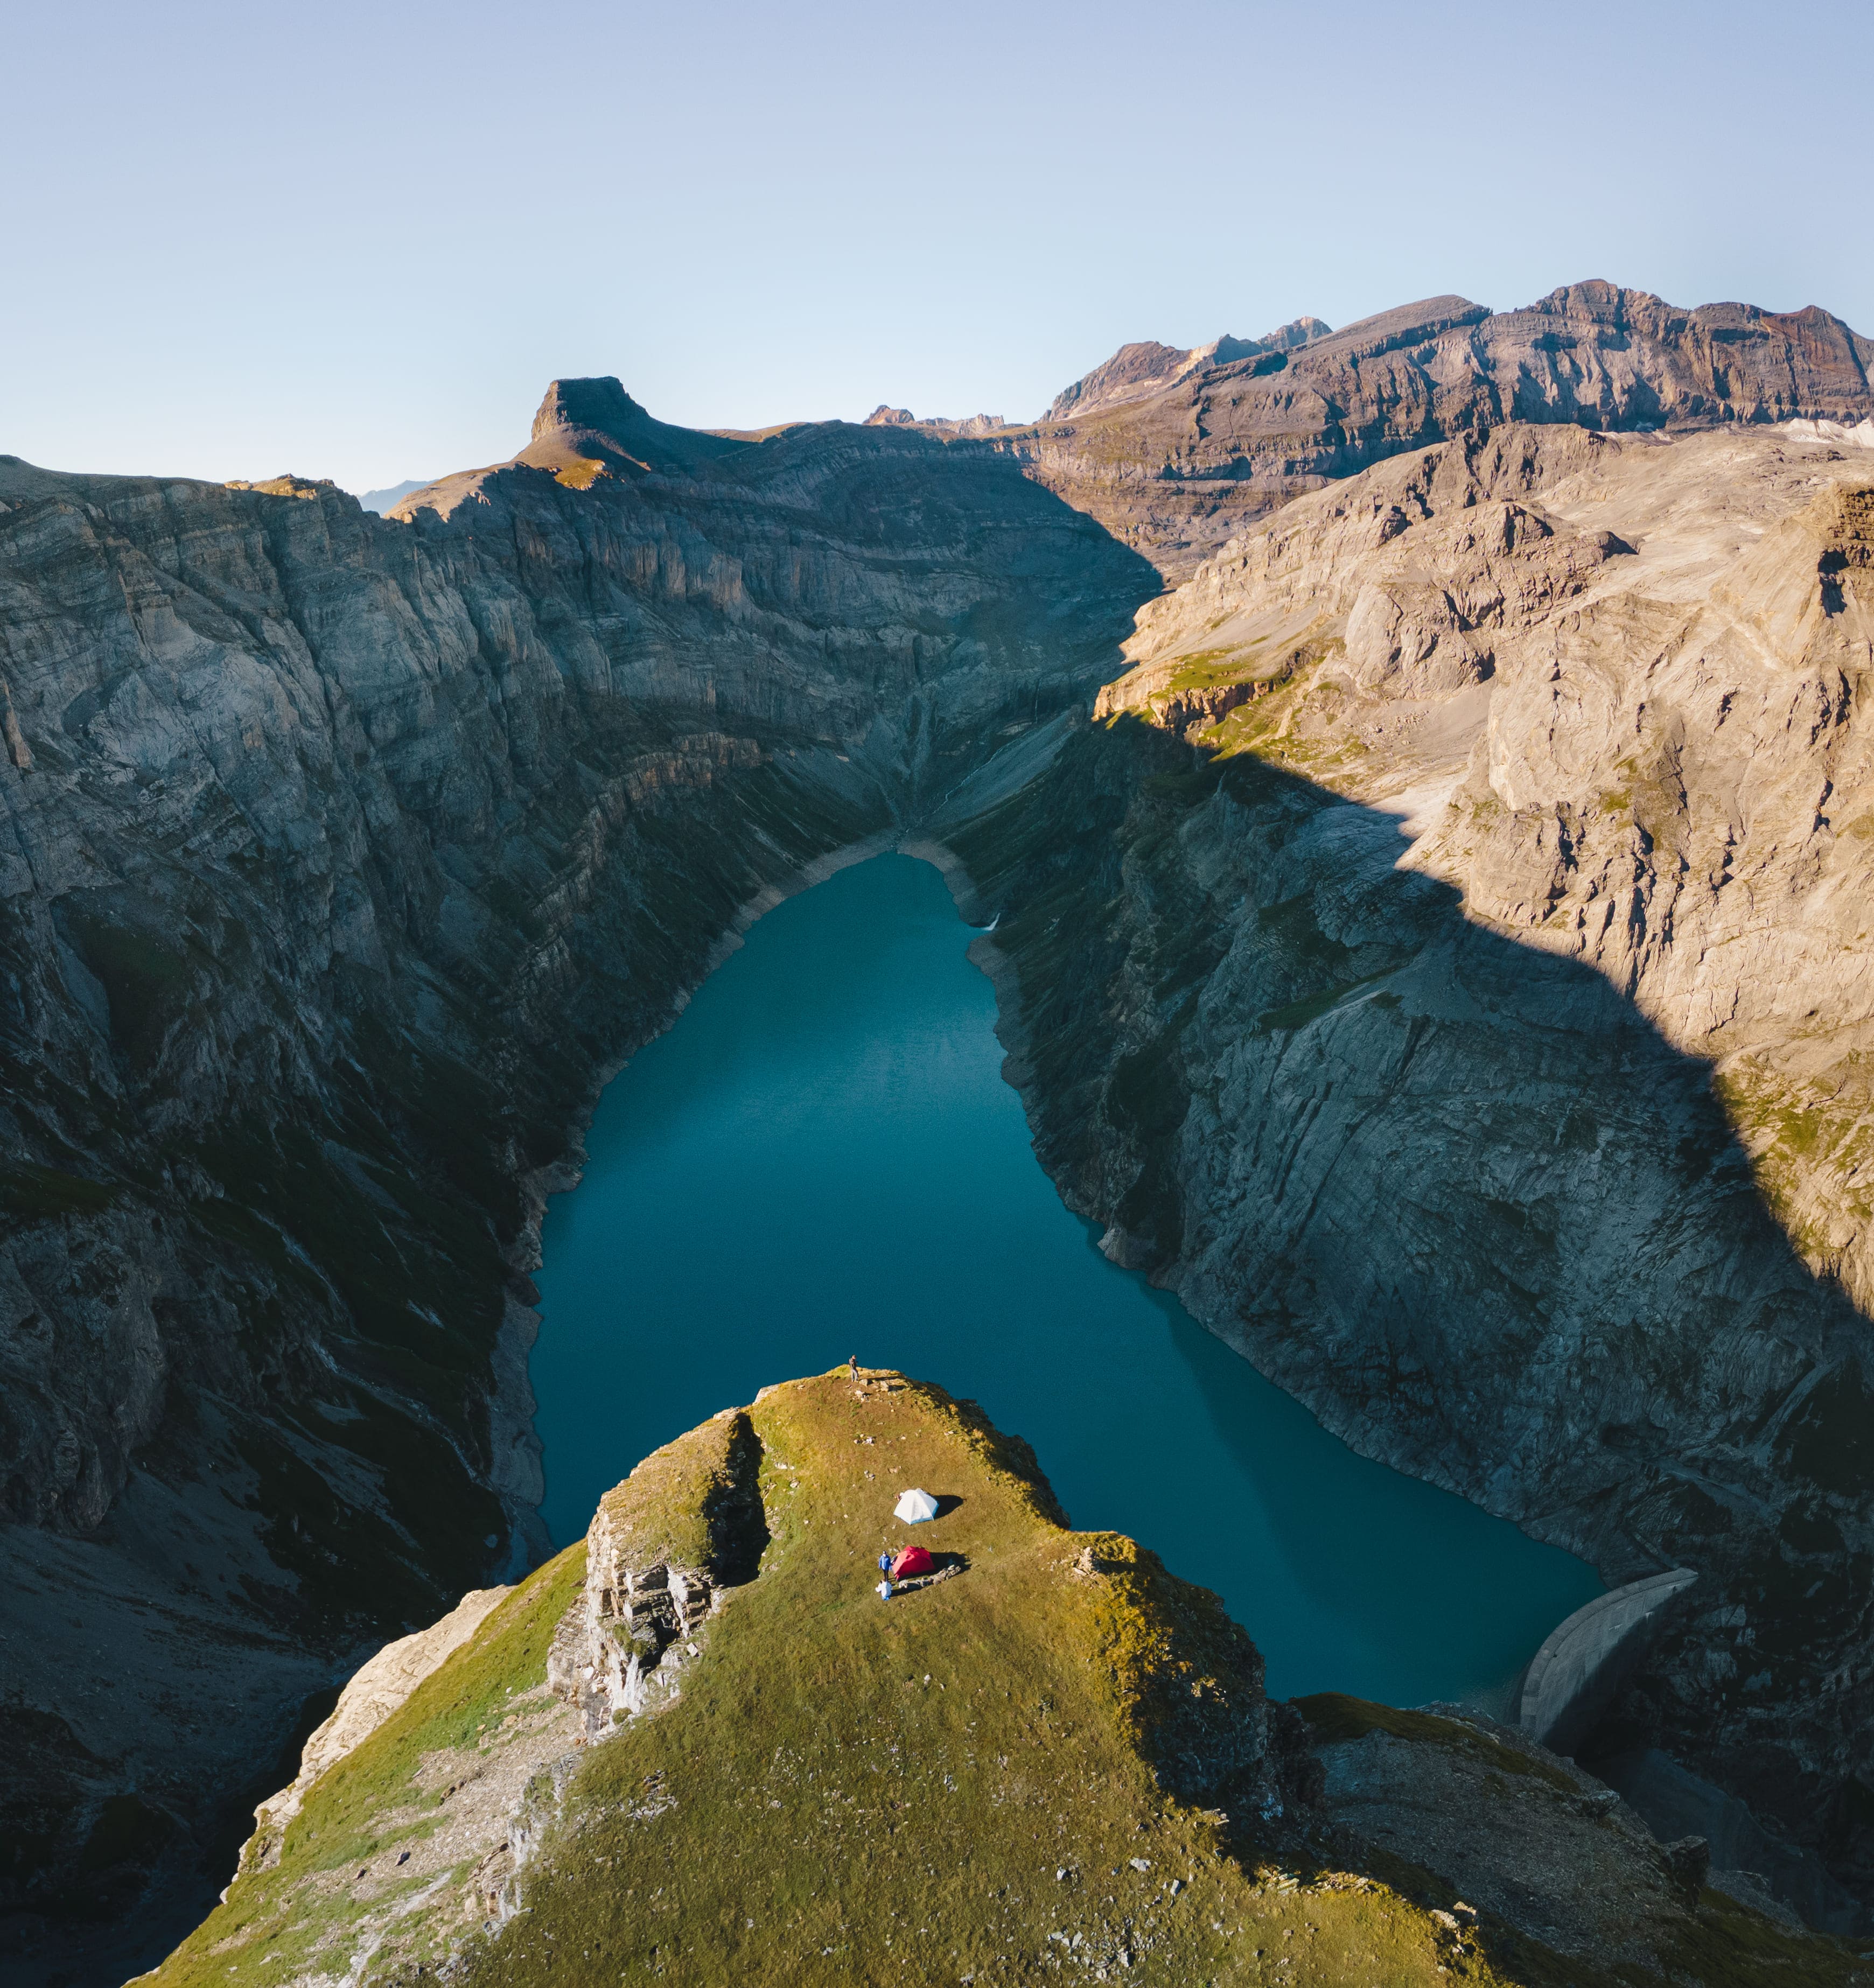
[946,417,1874,1913]
[1043,317,1333,424]
[13,314,1874,1975]
[0,384,1154,1970]
[1001,282,1874,579]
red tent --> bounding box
[890,1545,935,1580]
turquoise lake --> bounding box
[530,853,1601,1707]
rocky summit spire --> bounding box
[516,375,749,481]
[529,375,651,449]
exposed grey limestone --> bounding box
[954,419,1874,1912]
[1043,317,1334,423]
[1312,1705,1704,1973]
[546,1405,765,1737]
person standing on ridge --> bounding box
[849,1353,859,1384]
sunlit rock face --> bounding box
[1000,283,1874,579]
[950,418,1874,1909]
[0,387,1155,1958]
[11,299,1874,1962]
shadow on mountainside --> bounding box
[947,710,1874,1921]
[0,426,1161,1982]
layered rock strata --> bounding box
[946,418,1874,1913]
[998,282,1874,578]
[0,383,1153,1967]
[545,1405,766,1732]
[1043,316,1333,423]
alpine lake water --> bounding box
[531,853,1602,1709]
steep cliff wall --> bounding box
[947,420,1874,1905]
[0,389,1155,1965]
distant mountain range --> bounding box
[377,282,1874,581]
[1044,314,1333,422]
[355,478,430,514]
[872,281,1874,578]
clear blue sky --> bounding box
[6,0,1870,494]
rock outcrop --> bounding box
[947,417,1874,1916]
[0,384,1154,1971]
[1003,282,1874,578]
[1297,1693,1829,1976]
[545,1405,766,1732]
[143,1375,1860,1988]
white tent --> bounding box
[894,1487,939,1524]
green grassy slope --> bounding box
[144,1374,1870,1986]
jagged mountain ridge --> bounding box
[997,281,1874,578]
[0,389,1154,1971]
[863,404,1009,437]
[1044,314,1334,423]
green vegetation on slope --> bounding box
[150,1544,586,1985]
[443,1375,1490,1987]
[144,1376,1871,1986]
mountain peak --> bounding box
[528,375,652,449]
[1044,316,1335,423]
[385,377,753,517]
[515,375,747,482]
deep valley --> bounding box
[4,282,1874,1982]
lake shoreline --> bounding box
[497,825,948,1570]
[525,854,1601,1705]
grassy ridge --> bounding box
[449,1374,1475,1986]
[141,1374,1868,1986]
[148,1545,585,1985]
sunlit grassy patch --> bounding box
[149,1545,585,1986]
[144,1375,1863,1987]
[444,1375,1485,1987]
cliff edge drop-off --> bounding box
[4,281,1874,1978]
